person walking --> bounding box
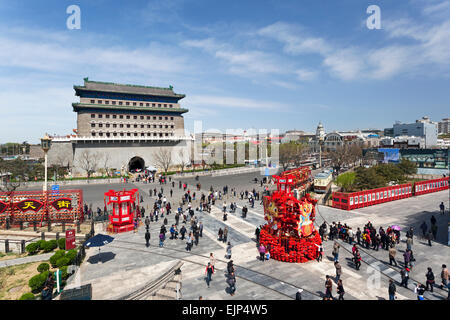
[403,249,411,269]
[209,253,216,272]
[431,223,438,241]
[332,242,340,263]
[389,245,398,267]
[334,261,342,283]
[226,242,232,259]
[228,271,236,296]
[324,275,333,300]
[255,227,260,244]
[186,233,193,251]
[440,202,445,215]
[145,229,151,247]
[336,279,345,300]
[159,232,165,247]
[354,251,361,270]
[199,222,203,237]
[425,267,435,292]
[414,283,426,300]
[440,264,448,289]
[315,243,323,262]
[218,228,224,242]
[420,221,428,239]
[426,230,433,246]
[406,237,413,251]
[180,225,186,240]
[356,227,361,245]
[259,244,266,261]
[388,280,396,300]
[400,267,410,288]
[205,262,214,288]
[296,288,303,300]
[223,227,228,243]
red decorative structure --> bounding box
[104,189,139,233]
[277,166,312,198]
[0,189,84,227]
[260,173,321,263]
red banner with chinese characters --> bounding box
[51,198,73,211]
[16,199,44,212]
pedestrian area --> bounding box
[65,176,448,300]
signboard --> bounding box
[51,198,73,211]
[65,229,76,250]
[52,184,60,195]
[16,199,44,212]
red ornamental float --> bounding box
[104,189,140,233]
[260,174,322,263]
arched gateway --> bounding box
[128,156,145,172]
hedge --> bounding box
[56,257,70,268]
[58,238,66,250]
[28,271,48,293]
[37,263,50,273]
[50,250,66,267]
[25,242,39,255]
[65,249,77,264]
[42,240,57,253]
[19,292,36,300]
[60,266,70,280]
[36,240,47,250]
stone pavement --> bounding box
[0,252,53,268]
[37,172,449,300]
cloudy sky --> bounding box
[1,0,449,143]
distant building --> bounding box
[309,122,326,152]
[438,118,450,134]
[281,130,315,144]
[380,136,424,149]
[391,116,438,148]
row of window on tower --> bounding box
[89,99,175,108]
[90,114,174,120]
[91,123,175,129]
[91,132,174,137]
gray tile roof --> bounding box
[74,78,185,98]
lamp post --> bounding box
[319,137,324,169]
[40,134,52,192]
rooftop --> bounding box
[74,78,186,99]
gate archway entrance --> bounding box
[128,156,145,172]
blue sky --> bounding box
[0,0,449,143]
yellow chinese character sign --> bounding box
[51,198,73,211]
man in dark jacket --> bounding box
[425,267,435,292]
[296,288,303,300]
[388,280,396,300]
[145,230,151,247]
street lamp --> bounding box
[319,137,325,168]
[40,134,52,192]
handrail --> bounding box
[118,260,183,300]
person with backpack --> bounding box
[425,267,435,292]
[159,232,165,247]
[388,280,396,300]
[400,267,410,288]
[259,245,266,261]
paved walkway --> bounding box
[0,252,53,268]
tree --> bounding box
[292,142,309,168]
[178,149,190,173]
[336,172,356,192]
[101,153,110,177]
[348,144,363,167]
[279,143,296,171]
[328,145,351,174]
[76,150,99,179]
[397,159,417,175]
[153,148,172,174]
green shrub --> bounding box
[37,263,50,273]
[60,266,69,280]
[28,271,48,293]
[57,238,66,249]
[36,240,47,250]
[25,243,39,255]
[56,257,70,268]
[65,249,77,264]
[19,292,35,300]
[42,241,57,253]
[50,250,66,267]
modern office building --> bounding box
[438,118,450,134]
[385,117,438,148]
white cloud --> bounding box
[322,49,365,81]
[257,22,331,55]
[295,69,318,81]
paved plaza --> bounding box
[22,171,450,300]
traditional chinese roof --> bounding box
[72,103,189,114]
[74,78,185,99]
